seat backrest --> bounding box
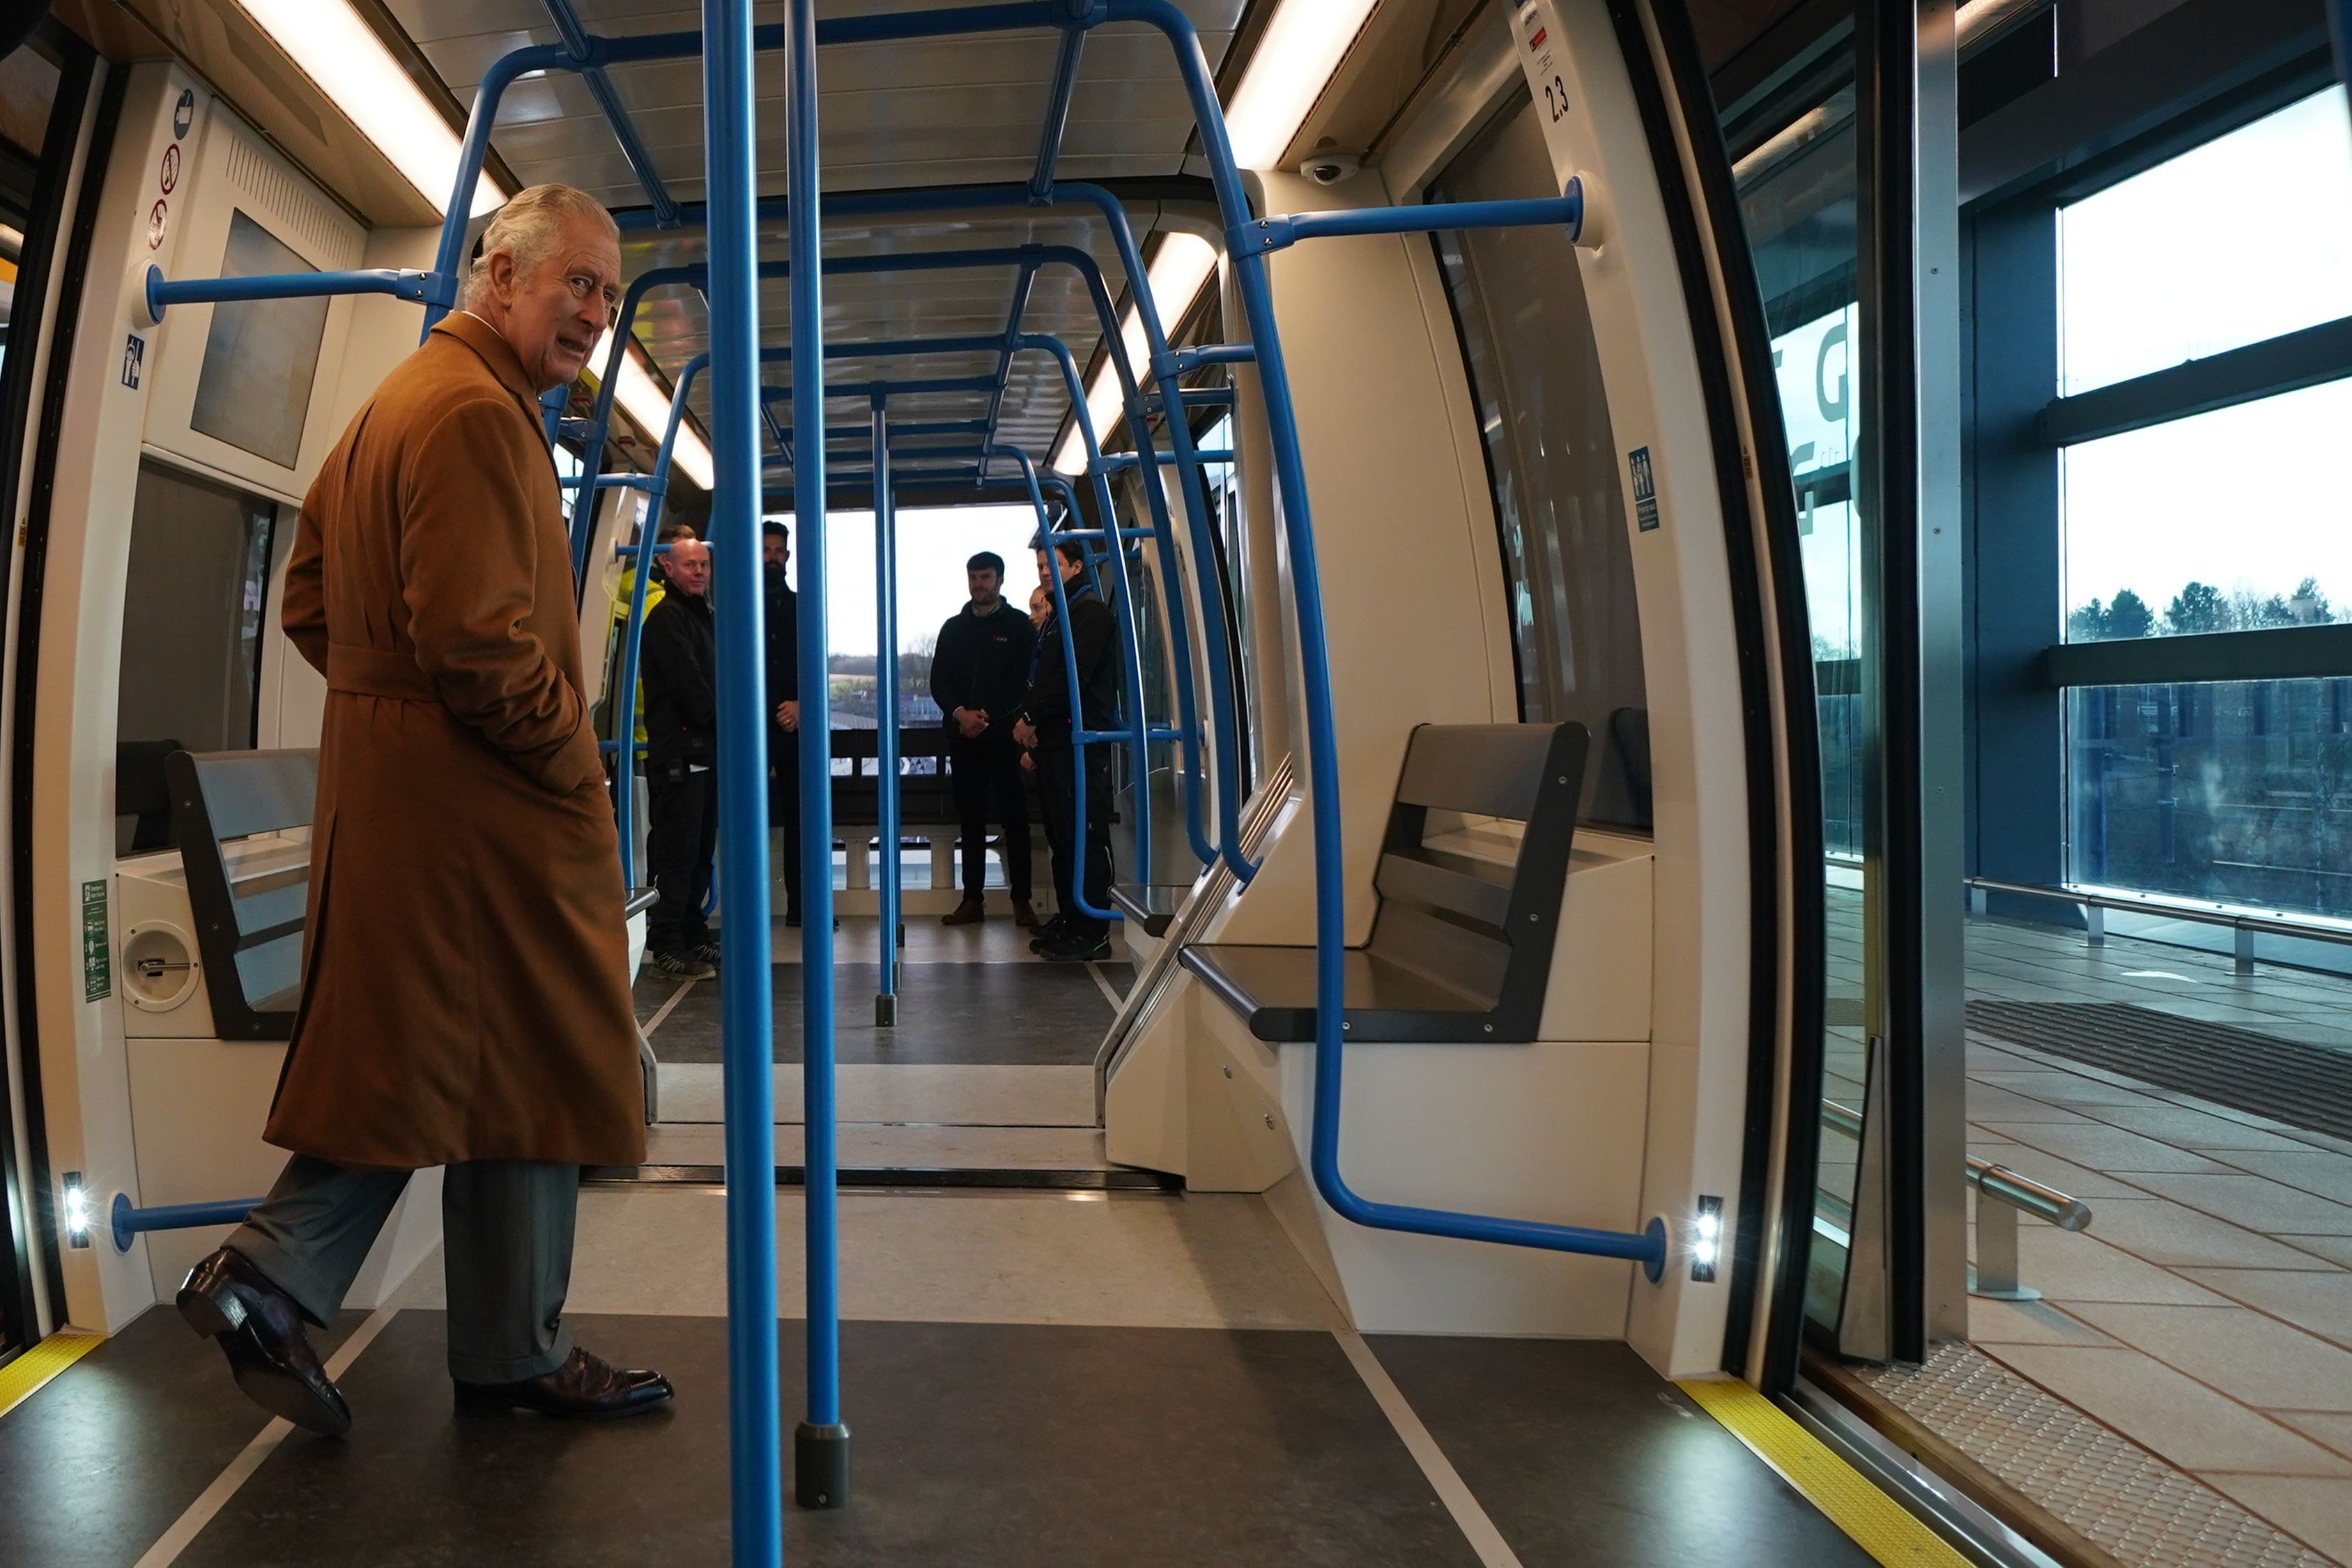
[165,748,318,1041]
[1370,723,1590,1030]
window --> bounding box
[115,461,277,851]
[2068,678,2352,917]
[2059,86,2352,397]
[2049,84,2352,921]
[190,211,330,468]
[1433,91,1650,829]
[2061,378,2352,642]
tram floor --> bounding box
[0,1187,1880,1567]
[636,960,1129,1066]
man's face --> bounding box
[763,532,787,571]
[666,539,712,597]
[484,213,622,393]
[1035,549,1052,592]
[968,565,1002,604]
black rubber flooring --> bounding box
[1967,1000,2352,1140]
[644,962,1127,1066]
[0,1306,373,1565]
[1371,1335,1872,1565]
[10,1309,1874,1567]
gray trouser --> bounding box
[227,1155,579,1383]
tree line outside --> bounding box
[2067,578,2337,641]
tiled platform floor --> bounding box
[1905,910,2352,1563]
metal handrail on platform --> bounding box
[1820,1098,2090,1301]
[1966,875,2352,976]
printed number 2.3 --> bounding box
[1544,76,1569,121]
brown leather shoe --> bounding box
[941,897,985,925]
[455,1344,673,1420]
[178,1247,353,1436]
[1011,899,1039,928]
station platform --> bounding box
[0,1183,1898,1567]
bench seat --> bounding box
[1178,721,1589,1047]
[1181,944,1499,1043]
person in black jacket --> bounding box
[930,551,1038,926]
[638,537,718,978]
[763,521,812,928]
[1015,537,1119,962]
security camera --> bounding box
[1298,151,1361,185]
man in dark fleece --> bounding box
[930,550,1038,925]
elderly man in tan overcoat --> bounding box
[176,185,672,1434]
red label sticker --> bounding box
[147,199,167,250]
[160,143,179,194]
[1530,25,1546,48]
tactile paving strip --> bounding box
[1857,1342,2333,1568]
[1965,1001,2352,1142]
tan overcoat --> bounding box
[263,312,646,1169]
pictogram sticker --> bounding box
[121,335,144,390]
[1629,446,1660,532]
[160,142,178,194]
[146,198,167,250]
[173,88,194,140]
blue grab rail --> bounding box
[608,357,702,889]
[109,1194,260,1252]
[1109,0,1668,1277]
[699,1,785,1556]
[873,395,902,1025]
[990,443,1124,924]
[139,264,454,326]
[783,0,847,1514]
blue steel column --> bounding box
[700,0,782,1561]
[873,394,902,1026]
[789,0,852,1510]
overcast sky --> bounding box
[768,502,1045,656]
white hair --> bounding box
[460,184,618,311]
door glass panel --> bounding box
[1736,56,1879,1341]
[114,460,277,854]
[1431,90,1652,831]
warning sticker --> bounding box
[146,198,167,250]
[1629,446,1660,532]
[82,879,109,1003]
[173,87,195,140]
[160,142,179,194]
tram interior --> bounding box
[1,0,2348,1565]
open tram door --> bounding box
[1499,0,1969,1389]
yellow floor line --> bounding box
[0,1330,105,1422]
[1679,1376,1970,1568]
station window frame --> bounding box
[1963,40,2352,923]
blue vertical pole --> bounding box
[789,0,850,1512]
[873,394,901,1026]
[700,0,780,1562]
